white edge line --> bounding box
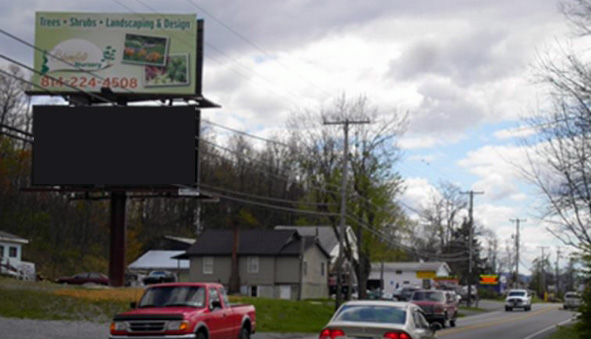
[521,315,578,339]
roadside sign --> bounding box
[33,12,197,96]
[416,271,436,279]
[479,274,499,285]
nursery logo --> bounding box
[41,39,116,74]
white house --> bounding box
[0,230,35,280]
[369,262,453,295]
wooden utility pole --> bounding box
[555,247,561,295]
[539,246,548,297]
[323,118,370,309]
[461,190,483,308]
[510,218,526,288]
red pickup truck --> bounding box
[109,282,256,339]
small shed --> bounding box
[128,250,190,282]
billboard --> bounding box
[479,274,499,285]
[33,12,197,96]
[33,105,196,185]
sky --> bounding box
[0,0,585,275]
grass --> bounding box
[229,296,334,332]
[549,324,579,339]
[0,277,334,332]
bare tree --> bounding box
[418,181,467,253]
[288,94,408,299]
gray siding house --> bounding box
[181,229,330,300]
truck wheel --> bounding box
[450,319,456,327]
[196,332,206,339]
[239,327,250,339]
[505,306,512,312]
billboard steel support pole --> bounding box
[109,191,127,287]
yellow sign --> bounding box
[416,271,436,279]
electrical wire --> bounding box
[184,0,333,99]
[199,182,337,207]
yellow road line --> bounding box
[439,306,558,337]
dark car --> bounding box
[410,289,458,328]
[142,270,176,285]
[393,286,419,301]
[56,272,109,285]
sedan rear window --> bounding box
[334,305,406,324]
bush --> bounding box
[575,285,591,337]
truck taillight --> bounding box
[319,328,346,339]
[383,331,411,339]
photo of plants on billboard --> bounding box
[144,54,189,87]
[122,33,169,66]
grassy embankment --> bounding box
[0,277,334,332]
[548,324,579,339]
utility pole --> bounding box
[461,190,484,308]
[510,218,526,288]
[555,247,561,295]
[324,118,370,309]
[539,246,548,297]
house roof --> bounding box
[0,231,29,244]
[164,235,195,245]
[128,250,189,270]
[373,262,452,273]
[181,229,330,258]
[275,226,338,254]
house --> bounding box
[179,229,331,300]
[369,262,453,295]
[0,230,35,280]
[128,250,190,282]
[274,225,358,295]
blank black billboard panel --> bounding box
[33,105,195,186]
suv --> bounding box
[410,289,458,328]
[505,289,531,311]
[563,291,582,310]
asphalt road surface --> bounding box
[0,303,577,339]
[438,303,577,339]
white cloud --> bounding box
[494,126,537,140]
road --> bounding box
[0,303,578,339]
[439,303,576,339]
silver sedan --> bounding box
[319,300,438,339]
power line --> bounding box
[184,0,333,99]
[124,0,306,108]
[199,182,337,207]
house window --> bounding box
[8,247,17,258]
[250,285,258,297]
[396,270,402,274]
[0,245,4,258]
[303,260,308,276]
[203,257,214,274]
[247,256,259,273]
[321,262,325,276]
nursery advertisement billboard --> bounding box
[33,12,197,96]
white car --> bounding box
[505,289,532,311]
[319,300,438,339]
[563,291,582,310]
